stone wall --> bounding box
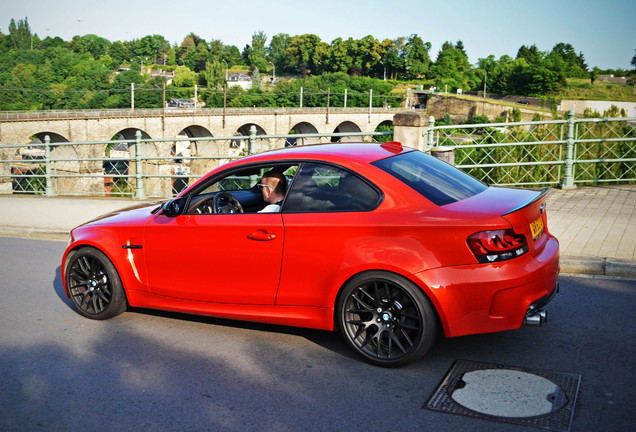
[424,94,552,123]
[560,100,636,117]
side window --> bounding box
[187,164,297,214]
[284,162,380,212]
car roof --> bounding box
[238,142,414,165]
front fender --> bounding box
[62,225,149,298]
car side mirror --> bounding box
[162,197,187,217]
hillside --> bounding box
[553,79,636,102]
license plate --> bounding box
[530,216,545,240]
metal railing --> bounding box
[2,110,634,199]
[1,128,392,199]
[426,110,636,187]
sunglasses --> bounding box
[256,184,272,190]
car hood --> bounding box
[442,186,544,216]
[73,202,162,230]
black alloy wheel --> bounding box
[338,272,438,367]
[65,247,126,320]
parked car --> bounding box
[167,98,194,108]
[62,142,559,367]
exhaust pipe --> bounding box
[524,309,547,327]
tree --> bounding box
[108,41,128,67]
[203,60,225,87]
[269,33,291,73]
[404,34,431,79]
[629,50,636,86]
[133,34,170,62]
[172,65,197,87]
[8,17,32,50]
[286,34,322,76]
[193,41,209,72]
[248,31,269,72]
[382,37,406,79]
[251,67,261,90]
[516,44,542,65]
[430,40,474,90]
[178,34,199,68]
[328,38,353,74]
[71,34,111,59]
[547,42,588,78]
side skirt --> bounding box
[125,290,335,331]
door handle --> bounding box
[247,230,277,241]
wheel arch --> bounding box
[332,268,443,335]
[62,242,128,300]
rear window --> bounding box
[372,151,487,205]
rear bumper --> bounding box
[413,235,560,338]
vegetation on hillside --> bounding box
[557,78,636,102]
[0,17,634,111]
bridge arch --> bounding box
[235,123,269,153]
[288,121,320,147]
[12,132,75,194]
[331,121,362,142]
[104,128,161,196]
[373,120,394,143]
[33,132,86,194]
[374,119,393,129]
[172,125,214,194]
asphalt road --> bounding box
[1,237,634,432]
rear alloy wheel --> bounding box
[338,272,438,367]
[65,247,126,320]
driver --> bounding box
[257,171,287,213]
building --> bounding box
[228,73,252,90]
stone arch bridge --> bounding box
[0,107,400,147]
[1,107,421,197]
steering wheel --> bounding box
[213,192,244,214]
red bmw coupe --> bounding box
[62,142,559,367]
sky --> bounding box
[1,0,634,70]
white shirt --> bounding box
[258,203,281,213]
[258,200,283,213]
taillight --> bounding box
[467,229,528,263]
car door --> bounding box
[275,162,383,307]
[144,211,284,304]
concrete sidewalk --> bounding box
[0,185,635,278]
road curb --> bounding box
[560,256,636,279]
[0,226,68,242]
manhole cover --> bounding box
[451,369,568,417]
[425,360,581,431]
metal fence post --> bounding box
[44,135,55,196]
[426,116,436,152]
[134,130,146,199]
[561,109,576,189]
[248,125,257,155]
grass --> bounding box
[553,78,636,102]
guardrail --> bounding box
[426,110,635,187]
[0,106,405,121]
[2,110,634,199]
[0,128,392,199]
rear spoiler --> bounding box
[502,188,550,216]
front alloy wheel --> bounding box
[65,247,126,320]
[338,272,438,367]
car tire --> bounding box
[65,247,127,320]
[337,271,438,367]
